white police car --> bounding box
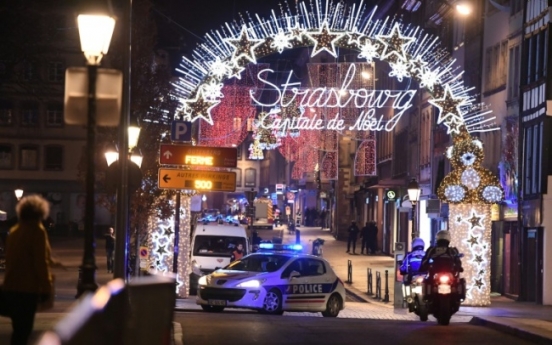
[196,243,346,317]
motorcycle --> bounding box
[402,274,429,321]
[421,255,466,325]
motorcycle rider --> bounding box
[400,237,426,284]
[420,230,463,274]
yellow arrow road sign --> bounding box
[158,168,236,192]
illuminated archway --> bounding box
[163,0,504,304]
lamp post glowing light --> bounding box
[76,0,116,297]
[407,178,421,240]
[14,188,23,200]
[455,1,473,16]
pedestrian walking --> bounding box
[367,220,378,254]
[360,222,370,254]
[105,227,115,273]
[2,194,57,345]
[346,220,359,254]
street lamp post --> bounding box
[104,123,142,279]
[76,0,116,297]
[14,188,23,201]
[407,178,421,240]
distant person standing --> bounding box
[105,227,115,273]
[230,243,244,262]
[367,220,378,254]
[2,195,55,345]
[360,222,370,255]
[346,220,360,254]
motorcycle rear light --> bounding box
[439,275,450,284]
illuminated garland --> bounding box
[177,196,192,297]
[354,139,377,176]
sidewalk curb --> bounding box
[469,317,551,344]
[345,285,394,309]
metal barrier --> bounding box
[37,274,176,345]
[367,268,373,295]
[375,271,381,299]
[382,270,390,302]
[346,259,352,283]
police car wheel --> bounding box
[261,289,283,315]
[321,294,342,317]
[201,305,225,313]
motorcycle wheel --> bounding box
[437,295,451,326]
[417,301,428,322]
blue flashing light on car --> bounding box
[258,242,303,252]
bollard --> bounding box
[295,229,301,244]
[375,271,381,299]
[382,270,390,302]
[75,268,83,299]
[346,259,353,283]
[367,268,373,295]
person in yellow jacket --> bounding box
[2,194,56,345]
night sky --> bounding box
[151,0,385,52]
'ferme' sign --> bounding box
[250,63,416,133]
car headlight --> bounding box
[198,275,208,286]
[236,279,264,288]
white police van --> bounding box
[196,243,346,317]
[190,223,249,295]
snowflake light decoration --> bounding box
[271,28,294,53]
[357,39,380,62]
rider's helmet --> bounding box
[436,230,451,245]
[412,238,425,251]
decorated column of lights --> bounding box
[177,194,192,296]
[249,138,264,160]
[437,127,504,306]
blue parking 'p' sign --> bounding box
[171,120,192,142]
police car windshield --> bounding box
[225,254,291,272]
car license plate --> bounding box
[208,299,227,306]
[438,284,451,294]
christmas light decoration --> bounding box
[354,139,377,176]
[438,128,504,204]
[174,0,500,136]
[449,204,492,306]
[177,195,192,297]
[249,139,264,160]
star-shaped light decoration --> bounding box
[474,255,483,264]
[357,38,380,63]
[225,25,264,64]
[428,84,468,125]
[467,211,483,229]
[456,215,463,223]
[163,226,174,237]
[227,62,245,80]
[304,21,344,57]
[346,28,364,46]
[183,89,220,125]
[157,245,167,255]
[288,22,305,41]
[474,278,484,289]
[270,28,294,53]
[467,235,479,247]
[375,23,415,62]
[444,116,464,135]
[409,55,428,75]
